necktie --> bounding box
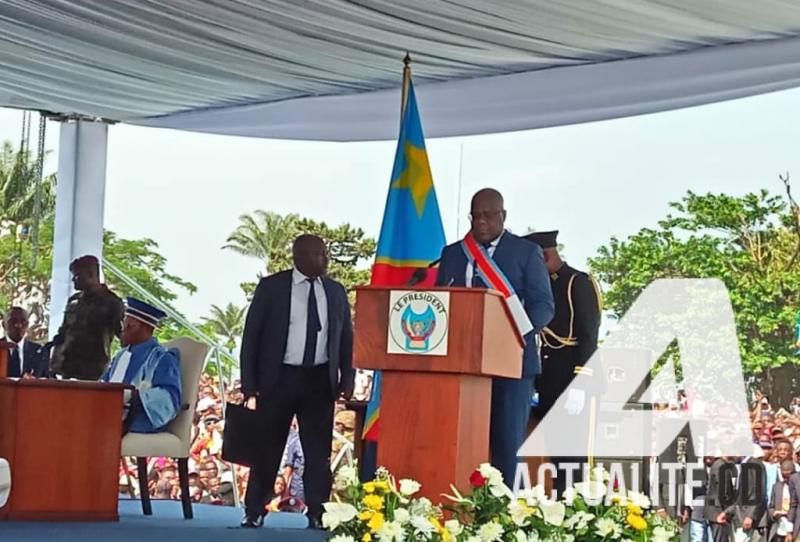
[9,348,21,377]
[302,278,321,366]
[472,243,492,288]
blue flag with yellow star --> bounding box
[364,79,447,441]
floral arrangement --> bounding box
[323,463,681,542]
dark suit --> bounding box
[768,473,800,541]
[706,458,768,542]
[240,269,354,519]
[435,231,554,482]
[4,338,49,378]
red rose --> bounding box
[469,470,486,488]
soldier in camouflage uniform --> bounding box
[51,255,125,380]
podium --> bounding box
[0,378,127,521]
[354,286,524,501]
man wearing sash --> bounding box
[435,188,554,483]
[100,297,182,434]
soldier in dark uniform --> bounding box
[51,255,125,380]
[525,230,602,495]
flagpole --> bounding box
[400,52,412,119]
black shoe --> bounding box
[240,512,264,528]
[307,515,324,530]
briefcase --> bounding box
[221,402,265,467]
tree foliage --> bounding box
[201,302,246,350]
[224,211,377,298]
[589,188,800,380]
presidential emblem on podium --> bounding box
[387,290,450,355]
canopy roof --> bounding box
[3,1,800,140]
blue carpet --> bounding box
[0,499,328,541]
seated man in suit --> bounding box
[100,297,182,434]
[435,188,554,484]
[1,306,49,378]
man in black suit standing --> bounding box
[239,234,355,528]
[2,307,48,378]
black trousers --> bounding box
[244,364,335,519]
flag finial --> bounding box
[403,52,412,68]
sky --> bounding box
[1,86,799,323]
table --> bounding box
[0,378,128,521]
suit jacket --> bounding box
[768,473,800,539]
[4,338,49,378]
[706,458,735,523]
[435,231,554,376]
[240,270,354,398]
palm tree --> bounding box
[222,210,299,274]
[201,303,246,350]
[0,141,56,225]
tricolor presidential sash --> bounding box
[461,233,534,338]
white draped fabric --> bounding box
[2,1,800,140]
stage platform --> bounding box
[0,499,328,542]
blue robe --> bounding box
[101,338,182,433]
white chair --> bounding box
[121,337,208,519]
[0,458,10,508]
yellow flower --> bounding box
[359,510,374,522]
[367,512,385,533]
[627,503,644,516]
[362,494,385,511]
[374,481,391,493]
[430,517,450,542]
[627,513,647,531]
[362,533,372,542]
[363,482,376,494]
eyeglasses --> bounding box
[469,210,504,222]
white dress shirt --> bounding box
[466,231,504,287]
[283,268,329,366]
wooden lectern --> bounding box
[354,287,524,501]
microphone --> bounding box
[405,258,442,286]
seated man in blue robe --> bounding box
[100,297,182,434]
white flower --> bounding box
[509,500,533,526]
[540,501,566,527]
[465,537,483,542]
[591,466,610,482]
[595,518,622,539]
[626,490,651,509]
[409,497,435,517]
[478,521,504,542]
[398,478,421,497]
[652,527,672,542]
[445,519,463,537]
[478,463,505,487]
[321,502,358,530]
[564,511,595,530]
[562,487,577,505]
[330,535,356,542]
[393,508,410,525]
[574,480,607,502]
[377,520,406,542]
[410,515,436,535]
[514,530,539,542]
[334,465,359,490]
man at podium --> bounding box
[435,188,554,483]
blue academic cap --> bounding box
[126,297,167,328]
